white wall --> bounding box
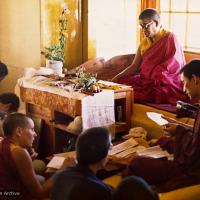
[0,0,41,92]
[88,0,138,60]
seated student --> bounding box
[0,93,20,137]
[0,113,52,199]
[112,176,158,200]
[0,61,8,82]
[123,59,200,192]
[112,8,187,104]
[0,93,46,176]
[51,127,113,200]
[0,92,20,113]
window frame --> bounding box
[159,0,200,52]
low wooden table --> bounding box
[20,80,133,157]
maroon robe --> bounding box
[119,33,187,104]
[0,138,29,200]
[124,109,200,192]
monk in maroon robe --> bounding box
[112,8,187,104]
[0,113,53,200]
[123,59,200,192]
[0,138,29,200]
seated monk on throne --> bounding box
[111,8,187,104]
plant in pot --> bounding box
[41,3,70,76]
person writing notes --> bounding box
[112,8,187,104]
[124,59,200,192]
[51,127,113,200]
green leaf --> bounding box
[42,9,68,63]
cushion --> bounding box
[159,184,200,200]
[132,103,195,139]
[103,174,122,188]
[97,54,134,80]
[103,174,200,200]
[78,54,134,80]
[81,57,106,75]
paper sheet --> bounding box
[54,151,76,158]
[47,151,76,169]
[114,145,146,158]
[47,156,65,169]
[136,145,173,159]
[82,90,115,131]
[146,112,168,126]
[108,138,138,156]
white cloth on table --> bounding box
[82,90,115,130]
[17,76,115,133]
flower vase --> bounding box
[46,60,63,76]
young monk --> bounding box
[0,113,49,199]
[0,113,51,199]
[112,8,187,104]
[124,59,200,192]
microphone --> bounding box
[176,101,198,118]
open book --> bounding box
[109,138,138,156]
[108,138,147,159]
[47,151,76,170]
[136,145,174,160]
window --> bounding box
[88,0,140,59]
[160,0,200,52]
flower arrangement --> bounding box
[77,71,97,89]
[41,3,70,63]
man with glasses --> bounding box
[112,8,187,105]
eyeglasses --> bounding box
[139,21,153,29]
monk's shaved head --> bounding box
[139,8,160,24]
[3,113,30,136]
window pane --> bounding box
[188,0,200,12]
[171,0,187,12]
[170,14,186,47]
[160,0,170,11]
[160,13,170,30]
[160,0,200,52]
[187,14,200,49]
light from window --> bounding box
[88,0,139,59]
[160,0,200,52]
[171,0,187,12]
[188,14,200,49]
[170,14,186,47]
[188,0,200,12]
